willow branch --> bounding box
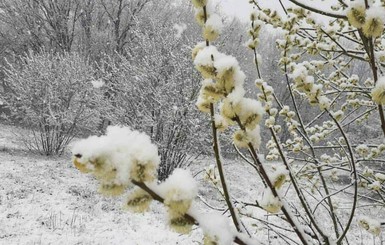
[131,180,250,245]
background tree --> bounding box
[0,0,82,53]
[98,0,151,55]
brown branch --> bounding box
[209,103,241,232]
[325,110,358,244]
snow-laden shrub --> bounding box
[3,52,106,155]
[97,20,207,181]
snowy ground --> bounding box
[0,124,384,244]
[0,125,204,245]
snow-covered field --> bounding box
[0,124,384,244]
[0,125,205,244]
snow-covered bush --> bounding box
[97,17,207,180]
[71,0,385,244]
[3,52,106,155]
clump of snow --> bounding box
[226,85,245,104]
[214,114,228,131]
[214,55,245,94]
[72,125,160,187]
[90,79,104,88]
[196,95,211,113]
[158,169,198,235]
[173,23,187,38]
[203,13,223,41]
[194,46,222,79]
[371,76,385,104]
[234,98,265,130]
[158,169,198,217]
[159,168,198,202]
[259,188,282,214]
[196,212,234,245]
[270,165,289,189]
[191,41,206,60]
[366,6,385,22]
[214,55,239,79]
[247,125,261,148]
[289,65,308,81]
[194,46,220,65]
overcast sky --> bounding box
[214,0,341,23]
[214,0,294,22]
[214,0,253,22]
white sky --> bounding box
[214,0,340,23]
[214,0,253,22]
[214,0,293,22]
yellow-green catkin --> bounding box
[169,214,194,234]
[191,0,207,8]
[347,5,366,28]
[273,174,286,189]
[204,235,218,245]
[98,182,126,196]
[362,17,384,38]
[124,188,152,213]
[73,157,91,173]
[130,161,157,183]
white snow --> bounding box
[193,46,221,65]
[195,212,234,245]
[259,188,282,214]
[1,124,384,244]
[235,98,265,127]
[366,6,385,22]
[173,23,187,38]
[158,168,198,202]
[72,126,160,185]
[226,85,245,104]
[90,80,104,88]
[205,13,223,34]
[214,55,239,77]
